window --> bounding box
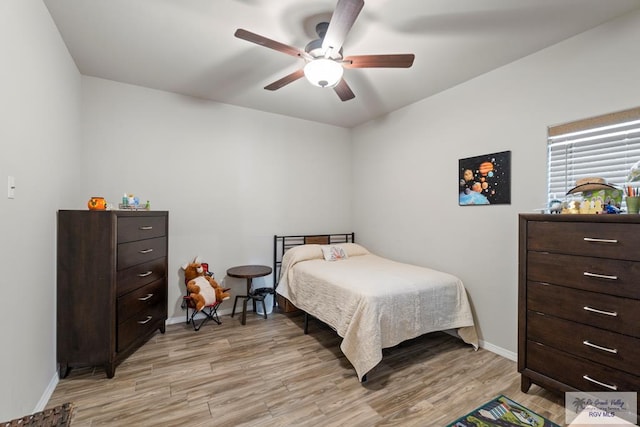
[547,107,640,204]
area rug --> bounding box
[1,402,74,426]
[447,395,561,427]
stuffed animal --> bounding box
[182,257,230,311]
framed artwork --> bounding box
[459,150,511,205]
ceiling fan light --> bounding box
[303,58,343,88]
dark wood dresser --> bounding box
[57,210,168,378]
[518,214,640,394]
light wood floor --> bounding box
[48,310,567,426]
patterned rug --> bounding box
[1,402,74,427]
[447,395,560,427]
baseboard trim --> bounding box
[478,339,517,361]
[442,329,516,361]
[35,372,59,413]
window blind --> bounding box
[547,107,640,203]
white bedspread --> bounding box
[276,244,479,381]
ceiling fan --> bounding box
[234,0,415,101]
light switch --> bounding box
[8,176,15,199]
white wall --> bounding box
[79,77,352,320]
[352,9,640,357]
[3,1,639,419]
[0,0,81,421]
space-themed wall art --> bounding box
[459,151,511,205]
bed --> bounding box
[273,233,479,381]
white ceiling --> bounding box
[44,0,640,128]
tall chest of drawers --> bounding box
[518,214,640,394]
[57,210,168,378]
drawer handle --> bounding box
[137,316,153,324]
[582,340,618,354]
[139,226,153,230]
[583,306,618,317]
[137,271,153,278]
[138,293,153,301]
[583,375,618,391]
[583,271,618,280]
[139,249,154,254]
[583,237,619,244]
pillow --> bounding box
[321,245,348,261]
[281,244,324,267]
[339,243,370,257]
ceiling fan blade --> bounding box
[264,69,305,91]
[322,0,364,55]
[343,54,415,68]
[235,28,307,59]
[333,78,355,101]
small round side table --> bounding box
[227,265,272,325]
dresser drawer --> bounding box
[527,221,640,261]
[527,311,640,376]
[117,215,167,243]
[527,282,640,337]
[117,278,166,323]
[527,251,640,299]
[527,341,640,392]
[117,306,164,352]
[117,258,166,296]
[117,237,167,270]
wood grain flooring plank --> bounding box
[46,311,567,426]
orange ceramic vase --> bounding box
[88,196,107,210]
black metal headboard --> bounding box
[273,233,355,289]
